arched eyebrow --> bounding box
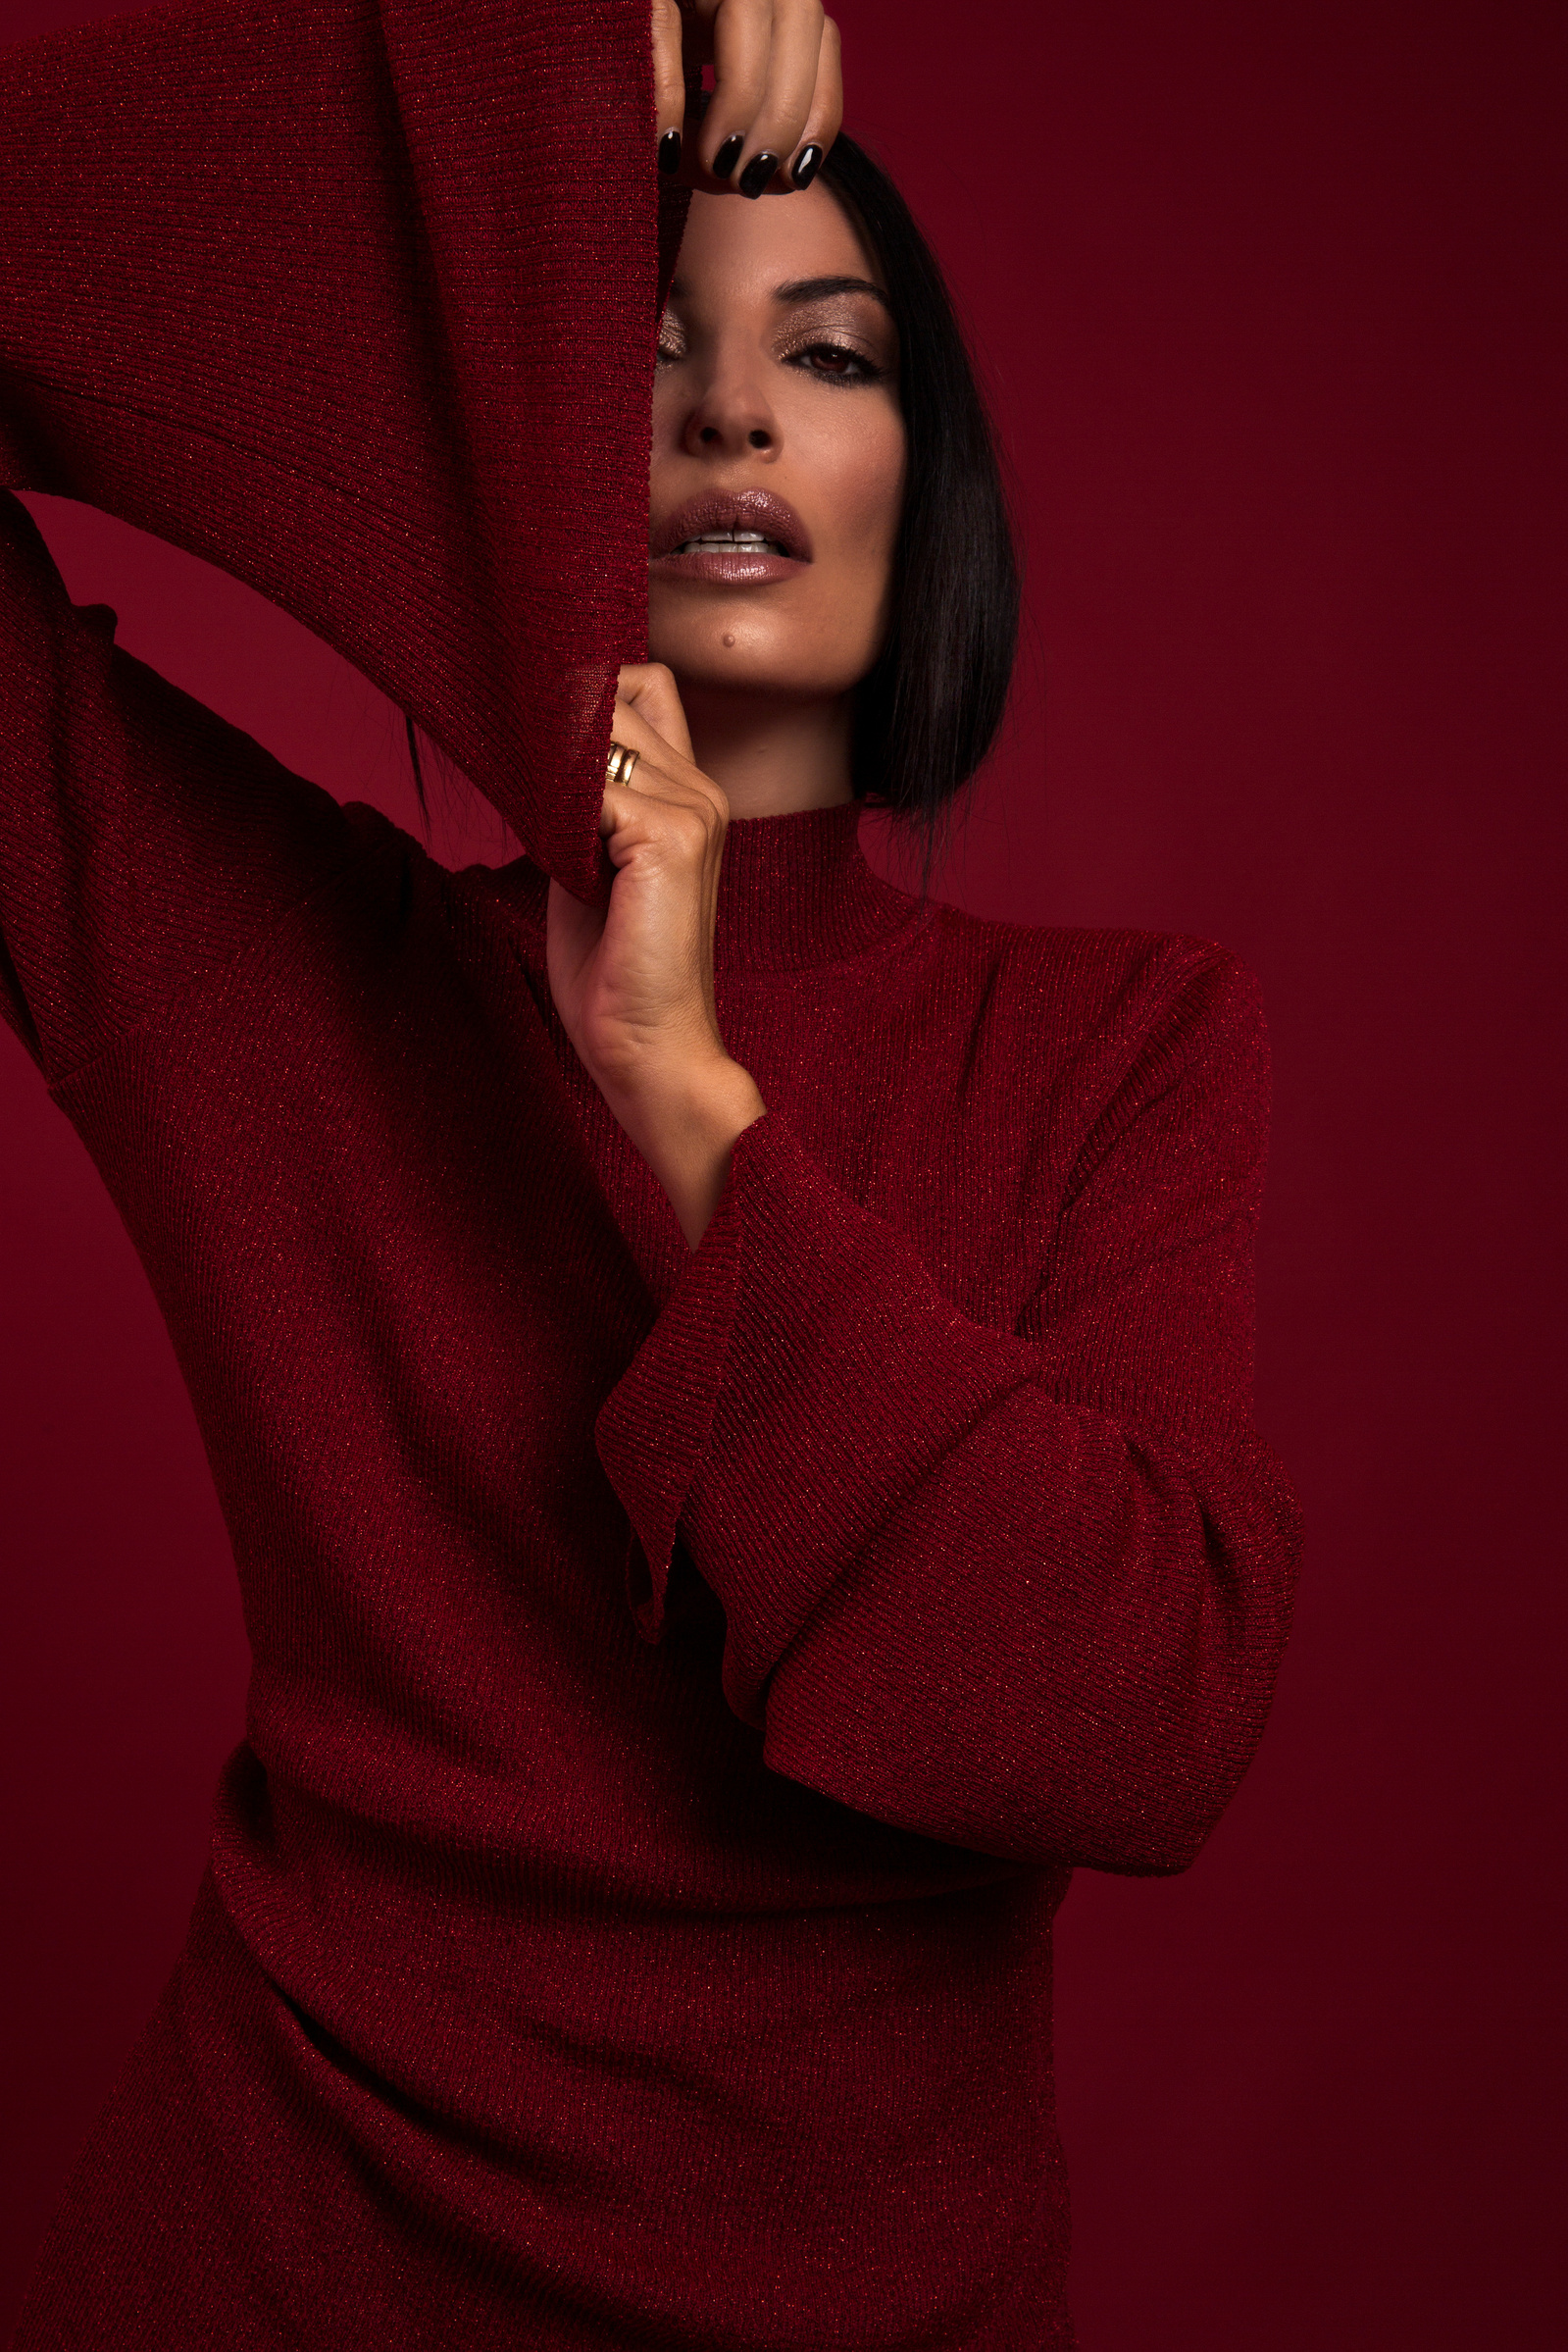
[773,275,893,313]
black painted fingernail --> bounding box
[712,133,744,179]
[658,128,682,177]
[738,150,779,200]
[790,143,825,189]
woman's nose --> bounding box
[682,365,778,459]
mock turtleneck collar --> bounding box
[712,803,926,973]
[490,801,928,974]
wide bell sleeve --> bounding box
[0,0,683,903]
[595,946,1302,1874]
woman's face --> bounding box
[648,184,906,704]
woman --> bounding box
[0,0,1300,2342]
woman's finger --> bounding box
[699,0,772,185]
[726,0,825,198]
[605,682,728,844]
[681,0,839,197]
[615,662,695,765]
[598,760,728,859]
[650,0,686,164]
[598,782,724,896]
[778,11,841,190]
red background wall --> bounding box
[2,0,1563,2342]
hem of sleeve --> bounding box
[595,1112,1030,1688]
[592,1116,757,1642]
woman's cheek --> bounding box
[824,418,905,643]
[825,404,904,564]
[815,393,903,520]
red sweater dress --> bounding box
[0,1,1301,2344]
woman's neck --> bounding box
[678,684,856,821]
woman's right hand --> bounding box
[545,666,767,1250]
[651,0,842,196]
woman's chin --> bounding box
[649,624,874,708]
[658,658,853,710]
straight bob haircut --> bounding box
[408,136,1020,848]
[819,132,1020,836]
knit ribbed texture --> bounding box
[0,3,1299,2344]
[0,0,686,903]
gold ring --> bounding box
[605,740,639,789]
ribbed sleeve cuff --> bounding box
[594,1113,1036,1720]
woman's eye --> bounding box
[790,341,884,383]
[655,334,887,380]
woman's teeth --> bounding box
[674,531,786,554]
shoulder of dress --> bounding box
[921,900,1261,1035]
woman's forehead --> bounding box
[672,184,883,308]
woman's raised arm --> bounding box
[0,0,847,1077]
[0,0,842,888]
[0,0,662,896]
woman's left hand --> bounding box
[546,665,766,1250]
[651,0,842,194]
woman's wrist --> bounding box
[609,1056,767,1250]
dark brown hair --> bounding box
[820,132,1020,835]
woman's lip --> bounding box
[649,546,809,587]
[650,488,813,562]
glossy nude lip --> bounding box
[649,488,813,587]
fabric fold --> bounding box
[0,0,688,898]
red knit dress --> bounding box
[0,1,1301,2344]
